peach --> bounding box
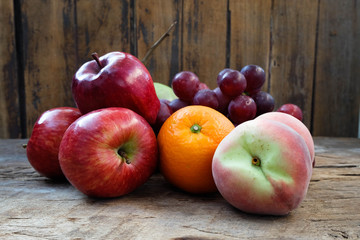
[212,118,312,215]
[256,112,315,167]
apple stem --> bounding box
[91,52,103,68]
[141,20,178,65]
[118,150,131,164]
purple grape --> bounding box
[171,71,200,102]
[240,65,266,94]
[277,103,303,121]
[169,98,189,113]
[153,99,173,134]
[213,87,231,114]
[251,91,275,116]
[192,89,219,109]
[217,68,232,85]
[218,69,247,98]
[198,82,209,90]
[228,95,257,125]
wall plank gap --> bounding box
[225,0,231,68]
[267,0,275,93]
[13,0,26,138]
[310,0,321,134]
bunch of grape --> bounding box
[154,65,303,133]
[167,65,275,126]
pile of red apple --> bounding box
[27,52,160,197]
[26,51,314,216]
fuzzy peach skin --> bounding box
[212,118,312,215]
[256,112,315,167]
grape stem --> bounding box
[141,20,177,65]
[118,150,131,164]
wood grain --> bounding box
[0,137,359,239]
[182,0,228,89]
[135,0,181,86]
[75,0,132,67]
[312,0,360,137]
[268,0,318,129]
[0,0,21,138]
[0,1,359,138]
[20,0,77,137]
[229,0,272,91]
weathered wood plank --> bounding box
[182,0,228,89]
[135,0,181,86]
[0,137,359,239]
[20,0,77,137]
[0,0,21,138]
[268,0,318,129]
[229,0,271,91]
[1,1,359,139]
[75,0,132,67]
[312,0,360,137]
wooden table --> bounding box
[1,137,359,239]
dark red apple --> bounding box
[26,107,82,180]
[72,52,160,124]
[59,107,158,198]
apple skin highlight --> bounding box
[212,118,312,215]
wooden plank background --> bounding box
[0,0,359,138]
[0,0,21,138]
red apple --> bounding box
[59,107,158,198]
[256,112,315,167]
[26,107,82,180]
[212,118,312,215]
[72,52,160,124]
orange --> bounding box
[157,105,235,194]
